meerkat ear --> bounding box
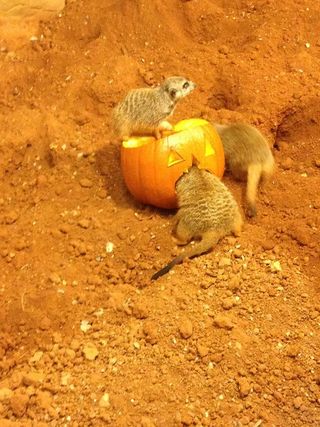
[169,88,177,98]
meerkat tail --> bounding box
[246,163,262,217]
[151,230,221,281]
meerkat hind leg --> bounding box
[174,220,193,246]
[246,163,262,218]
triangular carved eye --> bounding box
[205,140,215,157]
[167,149,184,167]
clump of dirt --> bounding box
[0,0,319,426]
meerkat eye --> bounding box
[183,81,189,89]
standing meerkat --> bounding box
[112,76,196,140]
[151,166,243,281]
[214,123,275,218]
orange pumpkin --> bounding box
[120,118,225,209]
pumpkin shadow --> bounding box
[95,142,173,219]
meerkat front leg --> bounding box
[155,120,173,139]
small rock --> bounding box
[78,219,90,229]
[22,372,44,386]
[4,211,19,225]
[132,303,149,319]
[179,318,193,339]
[36,390,52,410]
[39,316,51,330]
[0,388,13,401]
[270,260,282,272]
[98,393,110,408]
[314,159,320,168]
[60,372,71,386]
[10,393,29,417]
[80,320,91,333]
[197,344,209,358]
[70,339,81,351]
[49,273,61,284]
[218,257,231,268]
[83,342,99,360]
[105,242,114,253]
[293,396,303,409]
[143,321,158,345]
[233,249,243,258]
[282,157,294,170]
[79,178,93,188]
[262,240,275,250]
[213,314,234,329]
[222,297,235,310]
[238,377,251,398]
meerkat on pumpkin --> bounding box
[113,76,196,141]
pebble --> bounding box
[10,393,29,417]
[222,297,235,310]
[213,314,234,330]
[179,318,193,339]
[282,157,294,170]
[262,240,275,250]
[78,219,90,229]
[197,344,209,358]
[218,257,232,267]
[0,388,13,401]
[49,272,61,284]
[315,159,320,168]
[83,342,99,360]
[143,321,158,345]
[60,372,71,386]
[238,377,251,398]
[80,320,91,333]
[293,396,303,409]
[5,210,19,225]
[79,178,93,188]
[98,393,110,408]
[22,372,44,386]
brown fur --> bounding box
[214,123,275,217]
[113,76,196,140]
[151,166,242,280]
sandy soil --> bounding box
[0,1,319,426]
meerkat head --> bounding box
[161,76,196,102]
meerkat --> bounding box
[151,166,243,281]
[214,123,275,218]
[112,76,196,140]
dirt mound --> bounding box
[0,0,319,426]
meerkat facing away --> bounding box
[214,123,275,218]
[151,166,242,281]
[112,76,196,140]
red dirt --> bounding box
[0,1,319,426]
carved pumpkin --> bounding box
[120,118,225,209]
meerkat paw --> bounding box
[159,120,173,131]
[154,121,174,140]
